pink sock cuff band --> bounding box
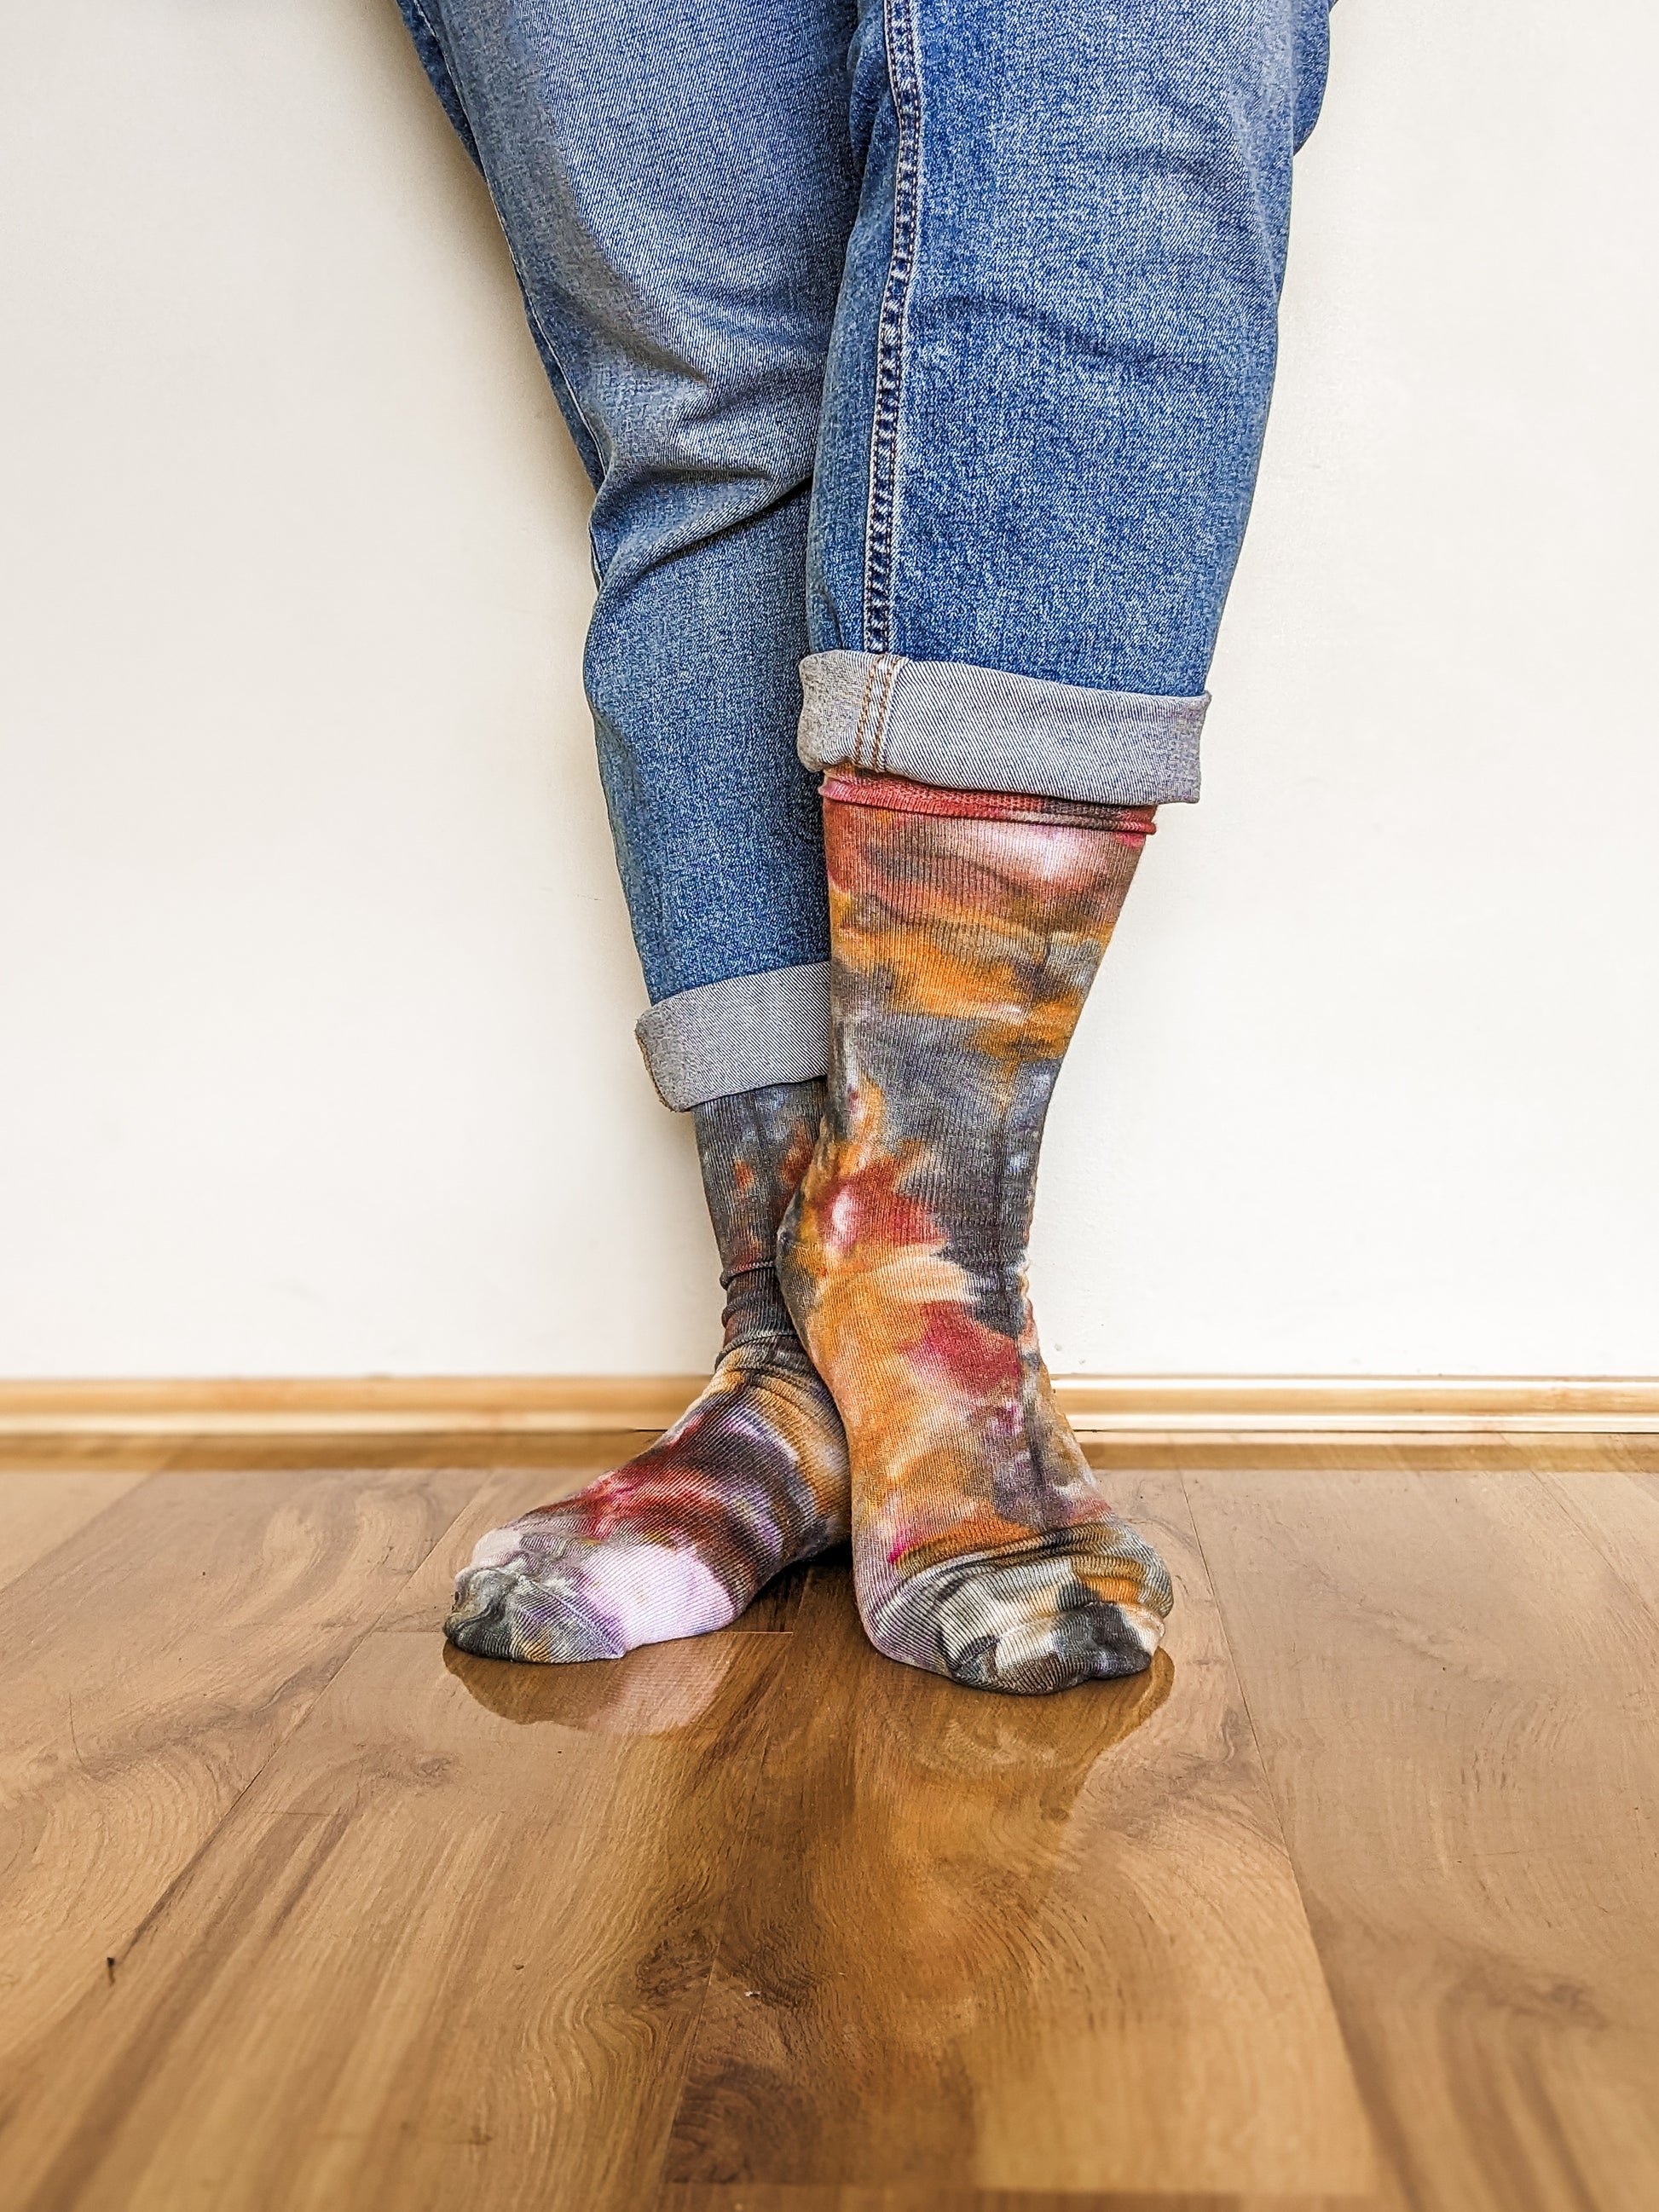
[819,768,1157,840]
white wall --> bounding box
[3,0,1656,1380]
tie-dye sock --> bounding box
[446,1080,849,1662]
[777,771,1174,1695]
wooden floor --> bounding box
[2,1430,1657,2211]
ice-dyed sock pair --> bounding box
[447,770,1172,1691]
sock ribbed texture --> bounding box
[777,771,1174,1695]
[446,1079,849,1663]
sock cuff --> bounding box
[820,768,1156,840]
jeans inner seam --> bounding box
[403,0,610,539]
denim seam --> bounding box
[853,653,901,770]
[402,0,609,564]
[510,262,605,487]
[863,0,926,655]
[513,287,608,576]
[871,653,899,769]
[396,0,606,554]
[852,653,882,770]
[401,0,454,77]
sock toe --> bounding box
[957,1587,1163,1694]
[444,1563,627,1664]
[867,1543,1165,1695]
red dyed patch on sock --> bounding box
[817,1147,939,1260]
[910,1299,1025,1401]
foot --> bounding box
[778,1112,1166,1693]
[446,1077,849,1663]
[446,1326,847,1660]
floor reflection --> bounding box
[664,1563,1178,2188]
[781,1576,1173,2003]
[440,1557,1181,2186]
[442,1621,766,1738]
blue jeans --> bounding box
[397,0,1331,1106]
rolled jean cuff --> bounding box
[797,650,1209,806]
[634,962,830,1111]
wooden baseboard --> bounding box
[1,1374,1657,1437]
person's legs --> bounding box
[401,0,1331,1680]
[779,0,1332,1689]
[394,0,860,1656]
